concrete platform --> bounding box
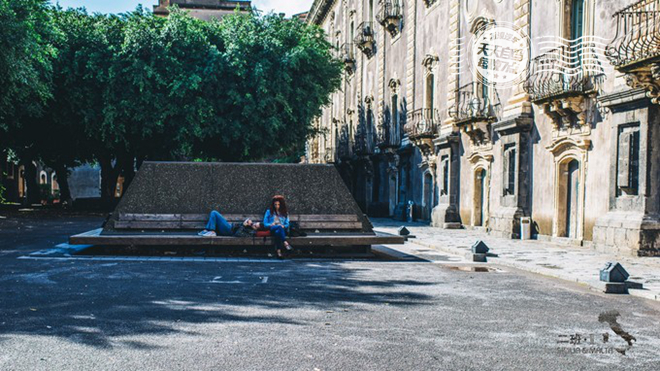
[69,228,405,247]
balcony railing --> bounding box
[354,21,375,56]
[449,82,500,123]
[404,108,439,139]
[337,126,352,160]
[607,0,660,68]
[340,43,356,72]
[376,113,402,149]
[353,125,374,156]
[524,42,604,102]
[376,0,403,36]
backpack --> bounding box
[288,221,307,237]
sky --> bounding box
[50,0,314,17]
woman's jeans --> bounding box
[270,225,287,249]
[205,211,233,236]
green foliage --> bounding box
[0,175,6,204]
[0,0,55,139]
[195,12,343,161]
[1,5,342,199]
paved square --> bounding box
[1,211,660,370]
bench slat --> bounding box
[119,213,358,222]
[114,220,363,230]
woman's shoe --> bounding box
[276,249,284,259]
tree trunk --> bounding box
[99,154,119,201]
[0,150,6,184]
[22,160,40,205]
[53,163,72,205]
[0,151,6,203]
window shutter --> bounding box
[617,131,631,189]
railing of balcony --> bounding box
[353,125,374,156]
[376,0,403,25]
[340,43,355,64]
[449,82,500,123]
[377,113,402,148]
[354,21,375,50]
[404,108,439,139]
[337,126,352,160]
[524,42,604,102]
[607,0,660,68]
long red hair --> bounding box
[270,195,288,216]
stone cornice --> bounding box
[308,0,337,25]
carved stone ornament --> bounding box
[422,54,439,73]
[388,78,401,94]
[623,63,660,105]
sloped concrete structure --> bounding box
[68,162,410,249]
[104,161,373,232]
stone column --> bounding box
[405,0,417,112]
[501,0,532,121]
[431,0,462,228]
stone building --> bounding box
[306,0,660,256]
[153,0,252,20]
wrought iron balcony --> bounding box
[404,108,439,139]
[352,125,374,156]
[449,82,500,124]
[337,126,352,160]
[376,112,402,149]
[607,0,660,69]
[607,0,660,104]
[524,43,604,103]
[354,22,375,57]
[340,43,356,73]
[376,0,403,36]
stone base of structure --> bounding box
[489,207,525,239]
[593,212,660,257]
[431,203,461,228]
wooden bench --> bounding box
[113,213,364,231]
[69,213,405,247]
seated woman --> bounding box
[263,195,292,258]
[198,210,260,237]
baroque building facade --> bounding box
[154,0,252,20]
[306,0,660,256]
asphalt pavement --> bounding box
[1,210,659,371]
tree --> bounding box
[0,0,55,204]
[196,12,342,161]
[40,8,125,202]
[1,7,343,203]
[0,0,54,132]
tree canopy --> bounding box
[0,4,342,202]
